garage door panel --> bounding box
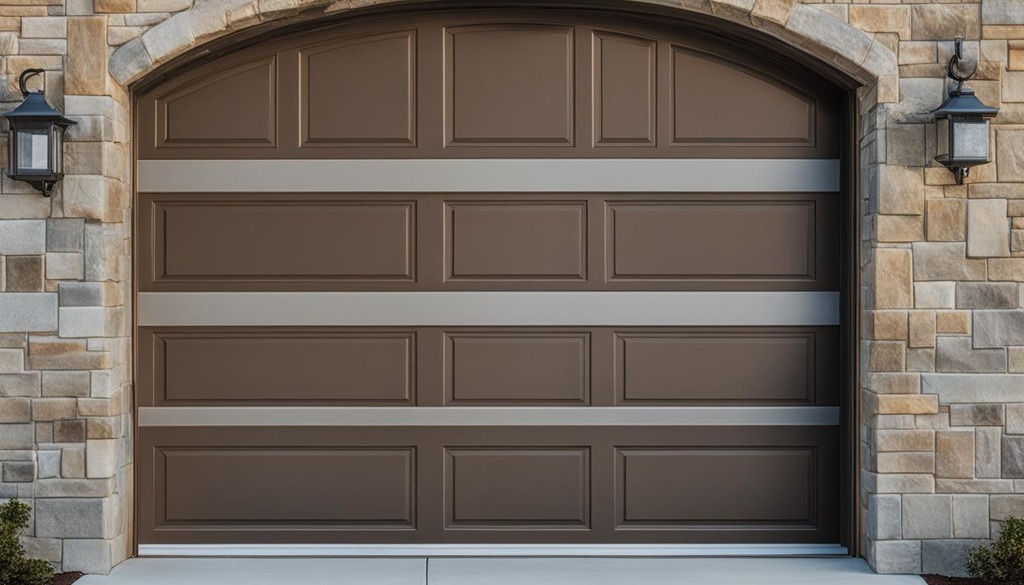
[141,194,415,287]
[137,328,416,406]
[445,331,590,405]
[156,446,416,526]
[592,31,657,147]
[445,448,590,528]
[446,201,587,281]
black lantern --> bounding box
[932,39,999,185]
[2,69,76,196]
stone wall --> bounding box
[0,0,1021,576]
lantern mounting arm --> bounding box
[18,69,44,98]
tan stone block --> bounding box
[876,248,914,309]
[970,183,1024,199]
[870,341,906,372]
[926,166,958,186]
[66,17,108,96]
[0,17,19,32]
[0,398,30,423]
[936,311,971,335]
[874,311,909,341]
[851,5,911,39]
[1010,347,1024,372]
[878,451,935,474]
[878,215,924,243]
[909,311,937,348]
[998,129,1024,182]
[27,337,111,370]
[869,373,920,395]
[878,394,939,415]
[879,166,925,215]
[95,0,136,12]
[989,258,1024,281]
[877,429,936,452]
[911,5,981,40]
[936,430,975,479]
[899,41,937,65]
[1012,41,1024,71]
[927,199,967,241]
[1012,230,1024,253]
[31,398,77,422]
[61,445,85,478]
[77,398,121,417]
[985,26,1024,41]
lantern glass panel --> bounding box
[936,118,949,158]
[15,127,49,171]
[952,119,989,161]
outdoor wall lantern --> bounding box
[2,69,76,196]
[932,38,999,185]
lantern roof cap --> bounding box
[2,91,75,126]
[932,86,999,119]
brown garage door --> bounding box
[134,9,848,554]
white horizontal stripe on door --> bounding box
[137,159,841,193]
[137,291,841,327]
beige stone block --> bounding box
[870,341,906,372]
[879,215,924,243]
[937,430,976,479]
[911,5,981,41]
[78,398,122,417]
[851,5,910,39]
[899,41,937,65]
[998,129,1024,182]
[913,243,987,281]
[95,0,136,12]
[937,478,1014,493]
[21,16,66,38]
[750,0,796,27]
[877,429,936,452]
[876,248,914,308]
[878,395,939,415]
[27,337,111,370]
[916,413,951,430]
[909,311,936,348]
[1013,230,1024,253]
[992,495,1024,520]
[1009,347,1024,372]
[66,17,108,96]
[1005,71,1024,103]
[887,124,927,167]
[926,166,958,186]
[61,445,85,478]
[915,282,955,309]
[985,26,1024,41]
[1012,41,1024,71]
[869,372,920,395]
[927,199,966,241]
[879,166,925,215]
[907,348,936,373]
[873,311,909,341]
[936,311,971,335]
[968,199,1011,258]
[971,183,1024,199]
[0,17,19,32]
[989,258,1024,281]
[138,0,192,11]
[878,451,935,474]
[31,398,77,422]
[0,398,30,423]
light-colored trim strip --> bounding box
[137,159,841,193]
[137,406,840,427]
[138,291,840,327]
[138,544,849,557]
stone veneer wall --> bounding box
[0,0,1022,576]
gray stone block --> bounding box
[58,282,104,307]
[37,449,60,479]
[953,495,990,539]
[0,424,33,449]
[922,540,988,577]
[975,310,1024,348]
[936,337,1007,373]
[34,498,109,538]
[977,427,1002,479]
[983,0,1024,25]
[923,374,1024,403]
[868,494,902,540]
[956,282,1018,309]
[2,461,35,482]
[872,540,922,574]
[950,404,1004,426]
[1002,436,1024,478]
[0,220,46,254]
[903,494,953,539]
[62,539,111,575]
[0,294,57,333]
[46,218,84,252]
[991,495,1024,520]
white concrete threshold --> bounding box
[77,557,926,585]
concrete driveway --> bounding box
[77,557,927,584]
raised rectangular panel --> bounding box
[157,446,415,526]
[445,24,574,146]
[138,329,414,406]
[615,447,815,527]
[446,201,586,280]
[140,194,415,289]
[445,448,589,527]
[445,331,590,404]
[615,330,828,405]
[593,31,656,146]
[156,56,277,148]
[672,48,814,146]
[607,199,817,283]
[300,30,416,147]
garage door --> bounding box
[134,9,847,555]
